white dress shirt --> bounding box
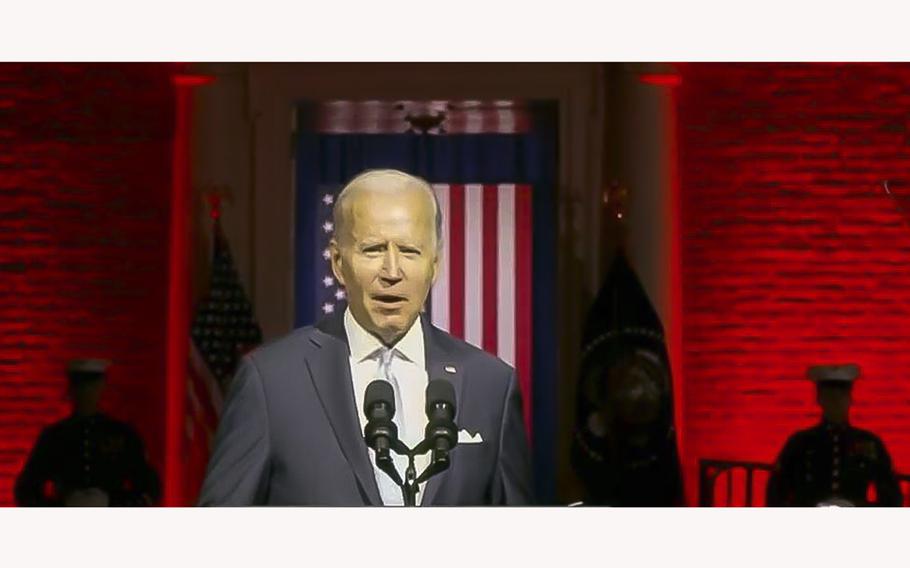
[344,308,430,506]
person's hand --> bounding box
[64,488,110,507]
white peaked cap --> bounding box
[67,358,111,375]
[806,363,860,383]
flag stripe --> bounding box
[448,185,465,338]
[465,111,482,134]
[363,100,381,133]
[189,342,223,416]
[515,185,534,441]
[497,184,516,366]
[497,109,515,133]
[431,184,451,332]
[482,185,499,354]
[464,184,484,348]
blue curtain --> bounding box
[294,102,559,503]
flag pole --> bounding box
[165,72,214,507]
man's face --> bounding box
[330,182,438,345]
[817,384,852,424]
[70,378,104,415]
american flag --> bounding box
[186,217,262,503]
[315,183,534,438]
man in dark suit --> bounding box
[198,169,532,506]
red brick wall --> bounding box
[677,63,910,503]
[0,64,176,505]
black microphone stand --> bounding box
[376,437,452,506]
[400,447,420,507]
[365,379,458,507]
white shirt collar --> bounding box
[343,307,425,367]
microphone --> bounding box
[423,379,458,469]
[363,380,402,486]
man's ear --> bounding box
[329,238,346,287]
[430,248,441,286]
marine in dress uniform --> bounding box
[14,359,161,507]
[766,364,901,507]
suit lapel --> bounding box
[306,312,382,506]
[420,317,465,506]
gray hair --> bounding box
[332,169,443,253]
